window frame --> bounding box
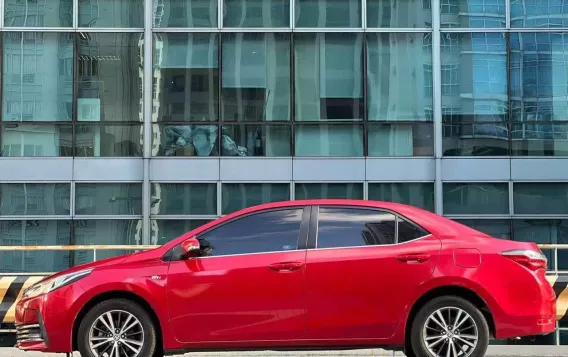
[308,205,432,250]
[168,205,311,261]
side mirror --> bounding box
[181,237,201,258]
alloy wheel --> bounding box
[422,306,479,357]
[88,309,145,357]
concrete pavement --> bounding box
[0,346,567,356]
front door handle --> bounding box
[269,262,304,272]
[397,253,431,263]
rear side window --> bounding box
[398,218,429,243]
[317,207,396,249]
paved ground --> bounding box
[0,346,567,356]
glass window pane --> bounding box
[79,0,143,27]
[152,123,220,156]
[222,183,290,214]
[510,33,568,157]
[153,0,217,27]
[368,183,435,212]
[75,183,142,216]
[0,220,71,273]
[443,183,509,215]
[224,0,289,27]
[75,124,142,157]
[221,124,291,156]
[4,0,73,27]
[295,124,363,156]
[367,33,433,121]
[294,33,363,121]
[198,209,303,256]
[0,184,70,216]
[1,123,73,157]
[78,33,143,123]
[295,0,361,27]
[153,33,219,122]
[73,219,142,262]
[3,33,73,122]
[513,219,568,271]
[152,219,212,245]
[440,0,505,28]
[514,183,568,215]
[453,219,511,239]
[398,218,430,243]
[222,33,290,122]
[151,183,217,215]
[511,0,568,28]
[441,33,508,157]
[295,183,363,200]
[367,0,432,28]
[317,207,396,248]
[368,123,434,157]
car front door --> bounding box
[167,206,310,343]
[305,206,442,341]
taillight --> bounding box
[502,249,547,271]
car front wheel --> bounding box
[409,296,489,357]
[77,298,158,357]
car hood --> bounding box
[40,254,133,282]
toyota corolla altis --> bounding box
[15,200,555,357]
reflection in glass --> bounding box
[153,0,217,27]
[511,0,568,28]
[443,183,509,215]
[151,183,217,215]
[75,184,142,216]
[152,220,212,245]
[75,124,143,157]
[73,219,142,262]
[513,183,568,215]
[367,33,433,121]
[3,33,73,122]
[0,184,70,216]
[78,33,143,122]
[367,0,432,28]
[295,124,364,156]
[441,33,508,156]
[453,219,511,239]
[510,33,568,156]
[224,0,289,27]
[153,33,219,122]
[513,219,568,271]
[295,183,363,200]
[368,123,434,156]
[79,0,143,27]
[222,183,290,214]
[295,33,363,121]
[221,124,291,156]
[295,0,361,27]
[222,33,290,122]
[368,183,435,212]
[440,0,505,28]
[1,123,73,157]
[4,0,73,27]
[0,220,71,273]
[152,124,219,156]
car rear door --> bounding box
[305,205,442,341]
[166,206,310,343]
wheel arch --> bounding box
[71,290,164,354]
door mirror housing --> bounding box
[181,237,201,258]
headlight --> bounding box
[23,269,93,299]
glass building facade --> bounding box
[0,0,567,344]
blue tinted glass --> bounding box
[367,0,431,28]
[295,0,361,28]
[224,0,289,27]
[443,183,509,215]
[441,0,505,28]
[511,0,568,28]
[154,0,217,27]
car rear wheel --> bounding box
[77,298,158,357]
[409,296,489,357]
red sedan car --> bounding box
[15,200,555,357]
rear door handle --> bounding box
[269,262,304,272]
[397,253,431,263]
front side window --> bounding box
[196,208,304,256]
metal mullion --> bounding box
[151,181,218,184]
[290,32,295,156]
[217,181,223,216]
[0,0,3,29]
[432,0,442,216]
[73,0,78,29]
[220,28,293,33]
[505,0,511,29]
[143,0,153,245]
[365,28,433,33]
[293,27,364,33]
[3,27,75,32]
[362,31,368,157]
[443,215,511,220]
[72,32,78,155]
[290,0,295,30]
[218,0,223,28]
[152,27,219,33]
[511,27,568,32]
[70,181,76,218]
[73,215,143,220]
[77,28,144,33]
[361,0,367,30]
[512,215,568,220]
[439,28,506,33]
[0,216,72,221]
[151,215,219,220]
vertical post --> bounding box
[142,0,154,245]
[431,0,443,215]
[93,248,97,262]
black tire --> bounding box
[77,298,158,357]
[409,296,489,357]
